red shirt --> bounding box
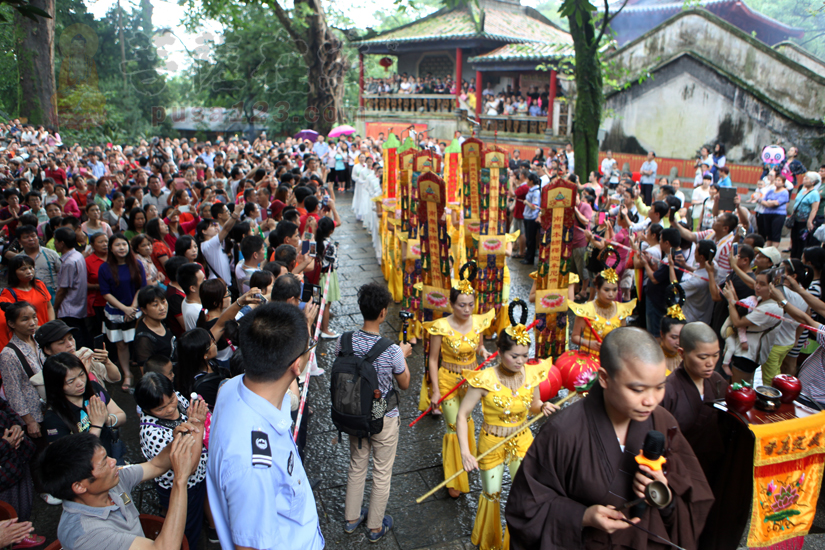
[44,168,67,186]
[85,253,108,310]
[513,183,530,220]
[299,212,321,235]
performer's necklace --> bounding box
[496,365,525,393]
[594,300,615,319]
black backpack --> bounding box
[330,332,397,444]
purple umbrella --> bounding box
[294,129,320,142]
[328,125,356,138]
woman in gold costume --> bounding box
[456,300,558,550]
[569,258,636,356]
[425,264,495,498]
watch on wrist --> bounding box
[780,299,788,309]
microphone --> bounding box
[630,430,668,519]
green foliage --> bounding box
[0,0,51,23]
[746,0,825,58]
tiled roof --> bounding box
[355,5,572,46]
[468,41,573,63]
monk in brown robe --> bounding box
[506,327,714,550]
[662,322,729,474]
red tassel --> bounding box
[754,453,824,479]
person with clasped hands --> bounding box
[37,424,203,550]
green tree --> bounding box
[15,0,56,126]
[183,0,350,135]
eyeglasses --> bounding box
[287,337,318,367]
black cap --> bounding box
[34,320,79,349]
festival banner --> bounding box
[535,178,577,358]
[461,138,483,222]
[443,139,462,204]
[747,412,825,549]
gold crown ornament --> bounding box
[504,324,531,346]
[454,279,474,295]
[666,304,686,321]
[600,267,619,284]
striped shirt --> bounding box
[695,229,734,278]
[334,330,405,418]
[799,324,825,406]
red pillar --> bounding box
[547,68,557,130]
[455,48,463,110]
[359,53,365,109]
[475,70,482,117]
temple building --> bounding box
[353,0,824,179]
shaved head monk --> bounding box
[506,327,714,549]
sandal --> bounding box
[121,374,134,393]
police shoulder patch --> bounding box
[251,430,272,468]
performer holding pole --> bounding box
[424,261,495,498]
[456,300,560,550]
[505,327,714,550]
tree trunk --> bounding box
[294,0,349,135]
[567,8,602,184]
[15,0,56,128]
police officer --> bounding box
[206,302,324,549]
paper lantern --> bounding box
[539,365,563,402]
[555,351,600,392]
[379,57,393,72]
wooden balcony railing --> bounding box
[363,94,456,114]
[479,115,548,136]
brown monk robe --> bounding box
[661,323,729,474]
[506,328,714,550]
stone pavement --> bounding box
[27,194,825,549]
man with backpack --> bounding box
[331,282,411,542]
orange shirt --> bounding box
[0,280,52,349]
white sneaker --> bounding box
[310,367,325,377]
[321,331,340,340]
[40,493,62,505]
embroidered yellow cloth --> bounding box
[747,412,825,548]
[424,309,496,366]
[569,300,637,355]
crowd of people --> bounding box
[365,73,558,116]
[0,115,823,550]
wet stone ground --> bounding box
[28,194,825,549]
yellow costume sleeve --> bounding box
[526,359,552,388]
[569,301,597,321]
[463,367,499,392]
[529,271,538,281]
[506,231,520,242]
[475,308,496,332]
[423,317,453,337]
[616,299,637,321]
[568,273,580,286]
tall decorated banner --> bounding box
[534,178,577,358]
[381,134,402,301]
[415,170,450,412]
[417,171,451,338]
[397,145,426,343]
[473,147,515,336]
[461,138,484,245]
[443,139,462,205]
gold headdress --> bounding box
[505,324,531,346]
[666,304,686,321]
[454,260,477,295]
[505,299,531,346]
[600,267,619,284]
[454,279,474,295]
[599,247,620,284]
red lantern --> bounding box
[379,57,393,72]
[539,365,563,402]
[555,351,600,392]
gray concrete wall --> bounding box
[602,54,824,166]
[774,42,825,78]
[606,10,825,125]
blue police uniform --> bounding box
[206,375,324,550]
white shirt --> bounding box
[182,299,201,331]
[682,267,713,324]
[601,158,618,183]
[201,235,231,283]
